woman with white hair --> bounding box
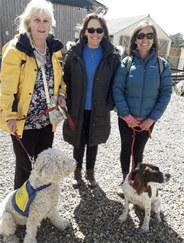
[0,0,66,189]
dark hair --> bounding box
[79,13,110,40]
[128,22,159,56]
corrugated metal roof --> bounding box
[50,0,106,9]
[106,15,148,35]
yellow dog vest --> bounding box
[12,180,51,217]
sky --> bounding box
[98,0,183,36]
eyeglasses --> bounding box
[136,32,155,40]
[87,28,104,34]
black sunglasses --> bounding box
[136,32,155,40]
[87,28,104,34]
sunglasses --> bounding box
[87,28,104,34]
[136,32,155,40]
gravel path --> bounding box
[0,93,184,243]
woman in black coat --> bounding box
[63,13,120,187]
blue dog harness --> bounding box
[12,180,51,217]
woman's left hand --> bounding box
[58,94,66,108]
[139,118,155,131]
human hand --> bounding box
[58,94,66,108]
[127,118,140,128]
[7,119,17,133]
[139,118,154,131]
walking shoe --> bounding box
[72,168,82,188]
[85,169,97,187]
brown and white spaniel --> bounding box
[119,163,171,232]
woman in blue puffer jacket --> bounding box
[113,22,172,187]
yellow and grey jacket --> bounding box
[0,33,66,137]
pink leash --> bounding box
[128,128,151,186]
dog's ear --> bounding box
[131,168,138,180]
[133,169,148,195]
[133,179,145,195]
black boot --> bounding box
[72,168,82,188]
[85,169,97,187]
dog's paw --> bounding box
[3,235,20,243]
[140,224,149,232]
[118,213,127,223]
[59,218,70,230]
[23,236,37,243]
[155,213,161,222]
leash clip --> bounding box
[28,154,34,164]
[14,132,35,168]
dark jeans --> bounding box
[11,124,54,189]
[74,110,98,170]
[118,118,154,174]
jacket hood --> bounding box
[16,33,63,57]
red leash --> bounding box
[14,132,34,166]
[128,128,151,186]
[14,107,57,167]
[14,106,75,166]
[61,106,75,131]
[18,105,75,131]
[18,106,58,121]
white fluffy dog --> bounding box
[174,80,184,96]
[0,148,76,243]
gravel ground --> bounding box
[0,93,184,243]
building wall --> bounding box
[0,0,87,54]
[0,0,30,53]
[52,4,87,52]
[178,48,184,70]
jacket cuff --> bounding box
[5,112,18,122]
[119,114,134,123]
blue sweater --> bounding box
[113,51,172,121]
[83,44,102,110]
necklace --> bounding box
[34,43,46,56]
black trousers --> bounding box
[74,110,98,170]
[118,118,154,174]
[11,124,54,189]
